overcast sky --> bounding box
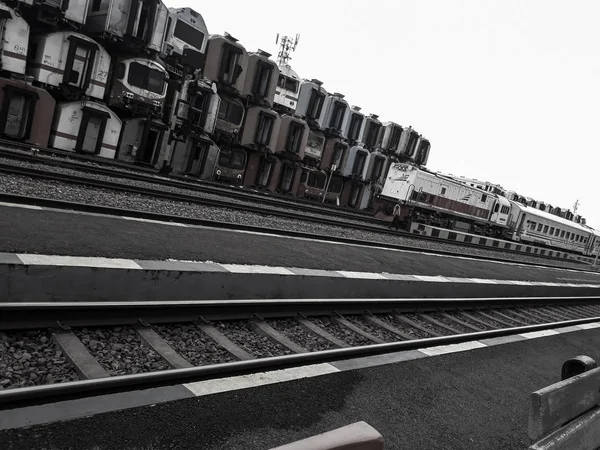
[169,0,599,227]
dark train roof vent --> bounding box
[351,105,361,111]
[332,92,345,98]
[310,79,323,86]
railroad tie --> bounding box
[134,326,193,369]
[197,323,254,360]
[332,317,385,344]
[251,321,307,354]
[297,318,349,348]
[53,332,109,379]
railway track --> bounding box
[0,162,593,271]
[1,296,599,407]
[0,144,375,222]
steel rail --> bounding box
[0,191,593,273]
[3,296,599,330]
[1,313,598,408]
[0,145,375,220]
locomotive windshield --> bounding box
[174,19,205,49]
[127,62,166,94]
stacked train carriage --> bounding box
[0,0,431,210]
[0,0,596,256]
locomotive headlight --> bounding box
[216,170,222,176]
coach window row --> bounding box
[526,220,588,243]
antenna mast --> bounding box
[275,33,300,66]
[573,199,579,216]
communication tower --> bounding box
[275,33,300,66]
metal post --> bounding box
[322,165,336,203]
[593,247,599,268]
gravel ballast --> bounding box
[0,172,590,270]
[267,319,335,352]
[75,327,169,376]
[0,331,78,390]
[309,317,373,347]
[153,324,236,366]
[213,320,291,358]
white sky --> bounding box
[169,0,599,227]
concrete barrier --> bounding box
[1,254,600,302]
[269,421,384,450]
[528,356,600,449]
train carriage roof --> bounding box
[510,202,591,233]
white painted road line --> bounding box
[16,254,143,269]
[219,264,296,275]
[5,253,600,288]
[183,363,340,397]
[418,341,488,356]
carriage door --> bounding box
[0,87,36,141]
[76,107,109,154]
[64,37,97,92]
[278,164,295,192]
[257,158,273,187]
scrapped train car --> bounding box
[240,106,281,188]
[107,57,168,115]
[116,117,167,166]
[0,3,29,75]
[376,163,512,235]
[295,79,327,130]
[167,78,221,177]
[321,92,349,139]
[27,31,110,100]
[274,114,309,193]
[242,50,278,107]
[49,100,122,159]
[17,0,90,27]
[85,0,167,52]
[273,65,300,114]
[0,77,55,147]
[342,106,366,146]
[204,33,248,96]
[161,7,208,70]
[380,122,403,154]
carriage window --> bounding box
[286,122,304,153]
[218,148,246,169]
[529,221,536,230]
[332,143,346,169]
[279,165,295,191]
[92,0,102,12]
[64,38,97,89]
[278,75,298,93]
[560,230,565,238]
[537,223,543,232]
[565,232,571,240]
[406,132,419,156]
[348,114,363,142]
[365,122,381,149]
[555,228,560,236]
[220,45,242,85]
[253,62,273,98]
[307,89,325,120]
[255,113,275,145]
[307,172,326,189]
[218,98,243,125]
[352,151,367,176]
[550,227,555,235]
[481,194,487,202]
[128,62,166,94]
[174,19,205,48]
[329,177,343,194]
[389,126,403,151]
[543,225,549,233]
[494,203,500,213]
[329,101,346,131]
[373,157,385,179]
